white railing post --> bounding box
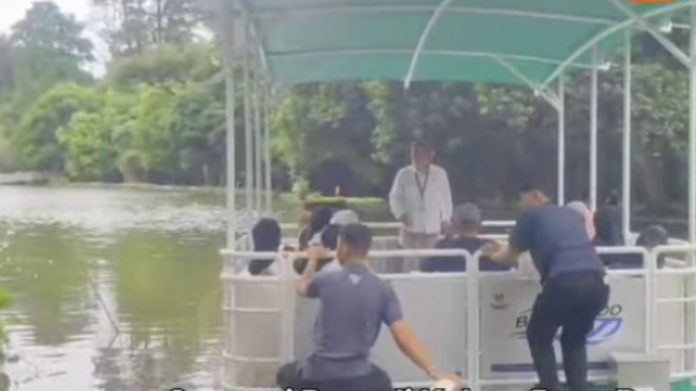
[557,73,566,205]
[590,44,599,211]
[468,251,481,390]
[622,27,633,244]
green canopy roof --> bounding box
[229,0,695,87]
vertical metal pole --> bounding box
[264,83,273,213]
[688,7,696,373]
[221,9,237,390]
[558,74,566,205]
[254,58,263,216]
[689,5,696,245]
[623,28,632,244]
[243,23,254,215]
[590,44,599,211]
[223,17,236,249]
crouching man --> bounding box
[277,223,460,391]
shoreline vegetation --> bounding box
[0,2,695,217]
[0,178,690,232]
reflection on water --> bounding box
[0,186,233,391]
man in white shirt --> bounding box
[389,140,453,271]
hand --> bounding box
[307,245,329,261]
[431,373,463,390]
[480,242,501,257]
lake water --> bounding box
[0,185,240,391]
[0,185,686,391]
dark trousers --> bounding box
[276,361,392,391]
[527,272,610,391]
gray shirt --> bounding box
[302,263,403,380]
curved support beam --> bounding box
[494,56,560,110]
[404,0,453,89]
[272,48,594,70]
[541,1,695,89]
[255,5,616,26]
[608,0,690,67]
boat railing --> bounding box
[219,240,696,391]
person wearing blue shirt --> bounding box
[483,184,610,391]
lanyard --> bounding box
[414,168,430,200]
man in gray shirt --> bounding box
[277,223,460,390]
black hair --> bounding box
[338,223,372,255]
[605,189,620,206]
[637,225,669,268]
[309,206,333,235]
[252,218,281,251]
[593,206,623,246]
[320,224,340,250]
[248,218,281,275]
[636,225,668,248]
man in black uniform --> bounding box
[483,184,610,391]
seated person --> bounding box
[633,225,669,269]
[293,209,360,274]
[593,205,623,246]
[420,203,510,272]
[243,218,283,276]
[277,223,460,391]
[298,206,334,250]
[593,205,625,266]
[602,225,669,269]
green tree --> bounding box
[2,1,94,126]
[10,1,94,63]
[170,79,225,185]
[125,84,179,182]
[93,0,201,56]
[58,112,120,181]
[107,44,219,87]
[13,83,101,171]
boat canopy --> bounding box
[223,0,693,87]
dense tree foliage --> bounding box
[0,1,694,212]
[92,0,202,56]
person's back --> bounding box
[486,186,609,391]
[520,204,604,281]
[421,203,509,273]
[421,236,510,272]
[304,264,396,379]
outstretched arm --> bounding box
[296,246,327,297]
[483,243,521,266]
[389,320,441,379]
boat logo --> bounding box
[510,305,623,345]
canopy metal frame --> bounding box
[217,0,696,245]
[214,1,696,387]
